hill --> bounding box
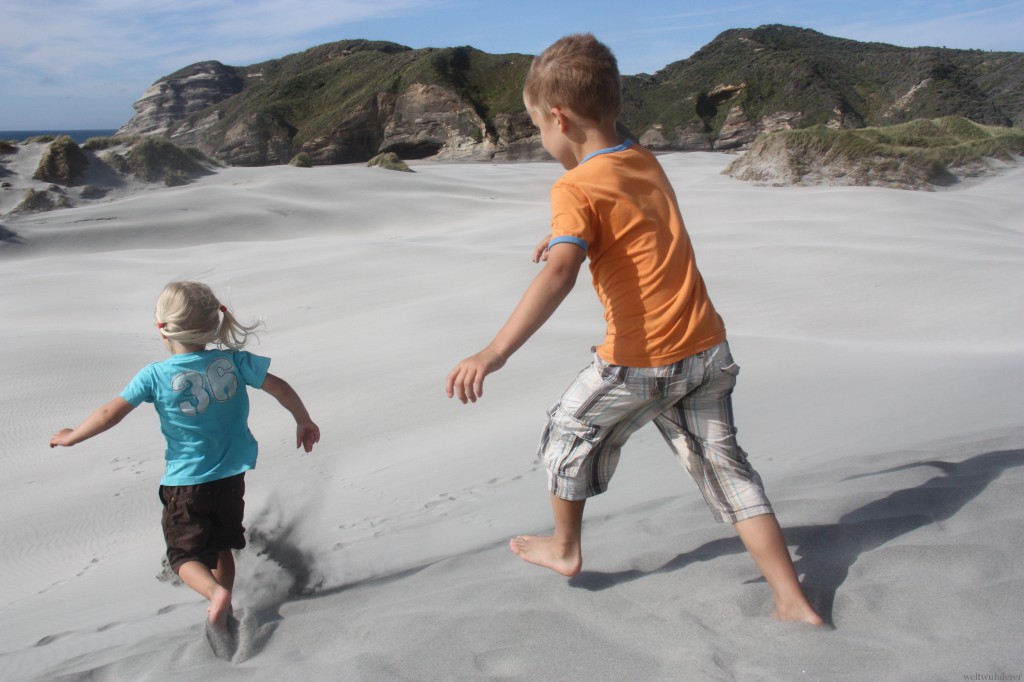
[117,26,1023,167]
[724,116,1024,190]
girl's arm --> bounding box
[261,373,320,453]
[50,397,135,448]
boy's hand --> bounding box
[446,347,507,403]
[296,421,320,453]
[49,428,75,448]
[532,235,553,263]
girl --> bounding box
[50,281,320,629]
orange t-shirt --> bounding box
[549,142,726,367]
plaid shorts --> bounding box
[159,473,246,574]
[538,341,772,523]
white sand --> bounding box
[1,153,1022,680]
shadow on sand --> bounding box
[568,449,1024,625]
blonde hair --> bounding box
[155,281,260,350]
[523,33,621,122]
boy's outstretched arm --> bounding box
[447,242,585,404]
[261,373,321,452]
[50,397,135,447]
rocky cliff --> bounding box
[116,27,1024,166]
[117,61,246,137]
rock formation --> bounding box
[117,61,245,137]
[725,116,1024,189]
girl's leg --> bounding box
[178,560,232,628]
[212,549,236,592]
[510,494,586,577]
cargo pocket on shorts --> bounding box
[718,354,740,389]
[541,404,602,478]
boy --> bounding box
[446,34,822,624]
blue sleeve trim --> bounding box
[548,235,588,252]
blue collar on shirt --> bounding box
[580,139,634,165]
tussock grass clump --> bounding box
[290,152,313,167]
[0,140,17,155]
[367,151,411,172]
[117,137,209,185]
[184,146,217,165]
[11,188,73,215]
[82,135,143,151]
[33,136,90,185]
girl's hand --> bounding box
[297,421,320,453]
[50,428,75,448]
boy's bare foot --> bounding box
[509,535,582,577]
[773,601,826,626]
[208,586,232,628]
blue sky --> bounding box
[1,0,1021,130]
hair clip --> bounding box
[157,322,166,329]
[219,305,227,313]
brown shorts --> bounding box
[159,473,246,574]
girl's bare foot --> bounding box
[208,586,233,628]
[509,535,582,577]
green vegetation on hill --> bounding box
[621,25,1021,142]
[777,116,1024,166]
[728,116,1024,188]
[129,25,1021,165]
[175,41,533,162]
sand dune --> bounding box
[1,153,1022,680]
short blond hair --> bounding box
[155,281,260,350]
[523,33,621,122]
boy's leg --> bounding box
[510,495,586,577]
[177,560,232,628]
[734,514,824,625]
[524,357,668,576]
[655,342,823,623]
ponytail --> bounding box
[156,281,261,350]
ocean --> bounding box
[0,129,119,144]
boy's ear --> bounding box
[550,106,570,133]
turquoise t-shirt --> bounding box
[120,350,271,486]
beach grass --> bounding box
[775,116,1024,167]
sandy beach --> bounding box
[1,152,1022,680]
